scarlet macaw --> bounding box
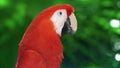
[15,4,77,68]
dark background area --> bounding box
[0,0,120,68]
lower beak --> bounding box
[62,13,77,35]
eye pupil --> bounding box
[59,12,62,15]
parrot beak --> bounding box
[62,13,77,35]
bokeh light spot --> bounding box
[0,0,9,7]
[114,41,120,51]
[115,53,120,61]
[110,19,120,28]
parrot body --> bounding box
[15,4,77,68]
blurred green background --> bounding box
[0,0,120,68]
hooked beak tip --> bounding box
[69,13,77,35]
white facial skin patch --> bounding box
[51,9,67,36]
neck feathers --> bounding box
[19,19,63,59]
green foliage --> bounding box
[0,0,120,68]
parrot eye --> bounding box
[59,12,62,15]
[58,11,62,16]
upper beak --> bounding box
[62,13,77,35]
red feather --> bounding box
[15,4,74,68]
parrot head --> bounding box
[50,4,77,36]
[34,4,77,36]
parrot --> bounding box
[15,4,77,68]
